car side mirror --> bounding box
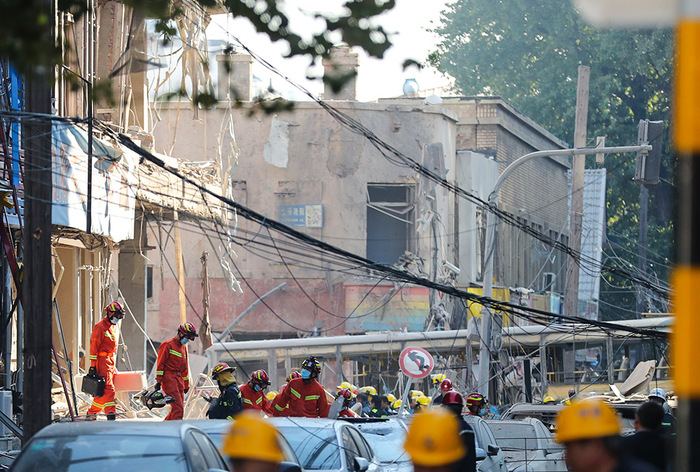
[544,442,564,455]
[354,457,370,472]
[487,444,500,456]
[475,447,487,461]
[279,462,302,472]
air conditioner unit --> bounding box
[542,272,556,292]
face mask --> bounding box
[253,384,262,392]
[109,317,119,325]
[301,369,311,379]
[180,337,190,345]
[479,407,487,416]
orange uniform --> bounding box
[87,317,118,416]
[156,337,190,420]
[239,382,274,415]
[272,378,330,418]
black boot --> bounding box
[106,413,116,421]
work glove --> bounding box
[184,388,189,394]
[88,367,97,377]
[154,382,161,392]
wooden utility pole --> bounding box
[200,252,212,350]
[23,3,55,438]
[564,66,590,319]
[173,212,187,324]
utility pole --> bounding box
[637,184,649,317]
[200,252,212,350]
[23,0,54,439]
[564,66,590,319]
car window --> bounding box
[184,431,209,472]
[341,427,361,468]
[278,426,341,470]
[349,428,373,460]
[191,430,227,470]
[356,423,408,465]
[12,435,188,472]
[487,423,538,460]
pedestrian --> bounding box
[272,356,330,418]
[556,399,659,472]
[442,391,477,472]
[221,411,285,472]
[206,362,243,420]
[403,408,467,472]
[432,378,453,405]
[621,401,667,471]
[369,395,388,417]
[87,301,125,420]
[648,388,675,436]
[465,392,487,416]
[353,392,368,416]
[239,370,274,415]
[155,322,198,420]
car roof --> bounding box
[32,421,196,439]
[268,417,340,429]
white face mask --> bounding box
[109,317,119,325]
[180,337,190,345]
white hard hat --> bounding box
[649,388,666,400]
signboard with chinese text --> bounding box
[278,204,323,228]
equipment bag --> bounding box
[81,374,105,397]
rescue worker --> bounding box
[239,370,274,415]
[466,392,487,416]
[336,388,357,417]
[155,322,197,420]
[272,356,330,418]
[369,395,388,417]
[556,399,659,472]
[648,388,675,436]
[442,391,477,472]
[432,378,453,405]
[87,301,125,420]
[222,411,284,472]
[404,408,467,472]
[543,395,558,404]
[415,395,430,412]
[206,362,243,420]
[621,401,668,471]
[352,392,367,416]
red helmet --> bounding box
[251,370,271,386]
[440,379,453,391]
[466,392,486,408]
[105,301,125,319]
[287,371,302,382]
[178,322,199,338]
[211,362,235,377]
[442,391,464,406]
[338,388,353,400]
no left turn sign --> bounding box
[399,347,434,379]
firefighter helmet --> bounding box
[649,388,667,401]
[431,373,447,385]
[287,371,302,382]
[300,356,321,376]
[555,400,621,444]
[386,393,397,404]
[393,399,403,409]
[177,322,199,338]
[211,362,236,378]
[359,386,377,396]
[104,301,125,319]
[337,381,353,391]
[440,379,453,391]
[337,388,353,400]
[442,391,464,406]
[466,392,486,408]
[417,396,431,406]
[251,370,271,387]
[404,409,466,466]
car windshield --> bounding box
[487,423,538,460]
[355,423,408,465]
[12,435,187,472]
[277,426,341,470]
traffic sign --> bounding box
[399,347,434,379]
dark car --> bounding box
[10,421,228,472]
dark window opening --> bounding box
[366,184,415,265]
[146,266,153,299]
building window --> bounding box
[366,184,415,264]
[146,266,153,299]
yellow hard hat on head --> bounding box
[404,409,466,466]
[393,399,402,409]
[555,399,621,444]
[266,390,278,401]
[337,381,353,391]
[417,396,431,406]
[360,386,377,396]
[431,373,447,385]
[386,393,397,404]
[410,390,425,399]
[222,411,285,463]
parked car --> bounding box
[463,415,508,472]
[341,417,412,472]
[483,418,566,472]
[10,421,228,472]
[501,401,638,433]
[269,417,381,472]
[181,419,303,470]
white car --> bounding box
[484,417,566,472]
[343,418,412,472]
[463,415,508,472]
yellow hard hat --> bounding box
[417,396,431,406]
[222,411,285,463]
[431,373,447,385]
[404,409,466,466]
[555,400,621,444]
[360,386,377,396]
[543,395,557,404]
[410,390,425,399]
[337,381,353,391]
[386,393,397,404]
[266,390,278,401]
[393,399,403,409]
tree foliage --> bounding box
[430,0,674,319]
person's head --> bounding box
[381,396,390,409]
[415,396,430,411]
[222,411,284,472]
[404,408,466,472]
[300,356,321,383]
[371,395,382,409]
[104,301,125,325]
[648,388,667,405]
[556,400,622,472]
[287,371,302,383]
[441,391,464,417]
[440,379,453,394]
[357,392,369,404]
[635,400,664,431]
[568,388,577,398]
[465,392,486,416]
[360,386,377,402]
[211,362,237,387]
[250,370,271,392]
[177,322,199,345]
[337,388,353,408]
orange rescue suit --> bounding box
[87,317,118,416]
[239,382,274,415]
[156,337,190,420]
[272,378,330,418]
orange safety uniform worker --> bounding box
[272,356,330,418]
[87,301,125,420]
[337,388,357,418]
[155,322,198,420]
[239,370,275,415]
